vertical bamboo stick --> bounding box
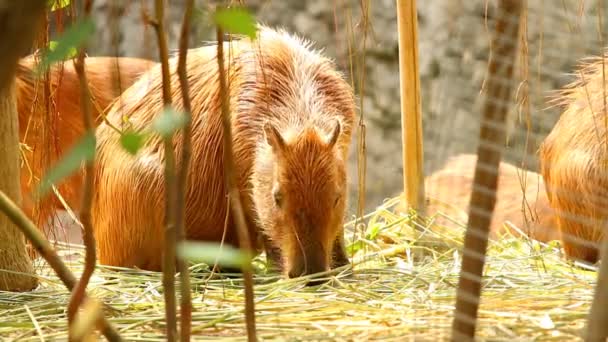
[450,1,522,341]
[396,0,425,213]
[584,236,608,341]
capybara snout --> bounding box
[288,242,332,287]
[287,241,330,279]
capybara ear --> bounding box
[327,119,341,148]
[264,121,286,153]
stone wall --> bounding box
[81,0,607,215]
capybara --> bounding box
[15,55,156,239]
[540,52,608,264]
[91,25,356,281]
[396,154,559,243]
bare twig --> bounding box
[175,0,194,341]
[66,0,98,332]
[450,1,522,341]
[216,27,257,342]
[0,190,122,341]
[150,0,178,340]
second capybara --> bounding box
[396,154,559,243]
[16,55,156,238]
[540,52,608,264]
[91,25,356,280]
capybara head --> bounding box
[252,119,348,281]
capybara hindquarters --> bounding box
[540,53,608,264]
[398,154,558,243]
[16,55,156,246]
[16,55,156,236]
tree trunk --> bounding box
[0,0,47,291]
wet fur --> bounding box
[16,55,156,240]
[540,51,608,264]
[91,26,356,275]
[397,154,558,243]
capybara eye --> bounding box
[273,189,283,207]
[334,195,341,208]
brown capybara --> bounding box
[15,55,156,239]
[539,52,608,264]
[396,154,559,243]
[91,25,356,281]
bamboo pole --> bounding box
[450,1,522,341]
[396,0,425,214]
[584,236,608,341]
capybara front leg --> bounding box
[558,217,601,265]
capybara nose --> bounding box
[287,264,305,279]
[288,261,329,286]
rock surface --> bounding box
[78,0,608,216]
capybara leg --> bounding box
[331,232,350,268]
[561,240,599,265]
[556,209,602,265]
[559,220,600,264]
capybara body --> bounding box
[92,26,356,278]
[16,55,156,236]
[397,154,558,242]
[539,52,608,264]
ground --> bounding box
[0,197,598,341]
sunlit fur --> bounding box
[540,51,608,264]
[396,154,558,243]
[15,55,156,240]
[91,25,356,275]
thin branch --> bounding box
[175,0,195,341]
[0,190,122,341]
[216,27,257,342]
[150,0,178,340]
[66,0,98,331]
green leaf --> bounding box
[36,18,96,75]
[120,131,147,155]
[213,7,257,40]
[346,240,364,255]
[48,40,77,60]
[366,223,382,241]
[36,132,96,198]
[48,0,70,11]
[177,241,248,269]
[151,107,189,138]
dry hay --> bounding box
[0,197,598,341]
